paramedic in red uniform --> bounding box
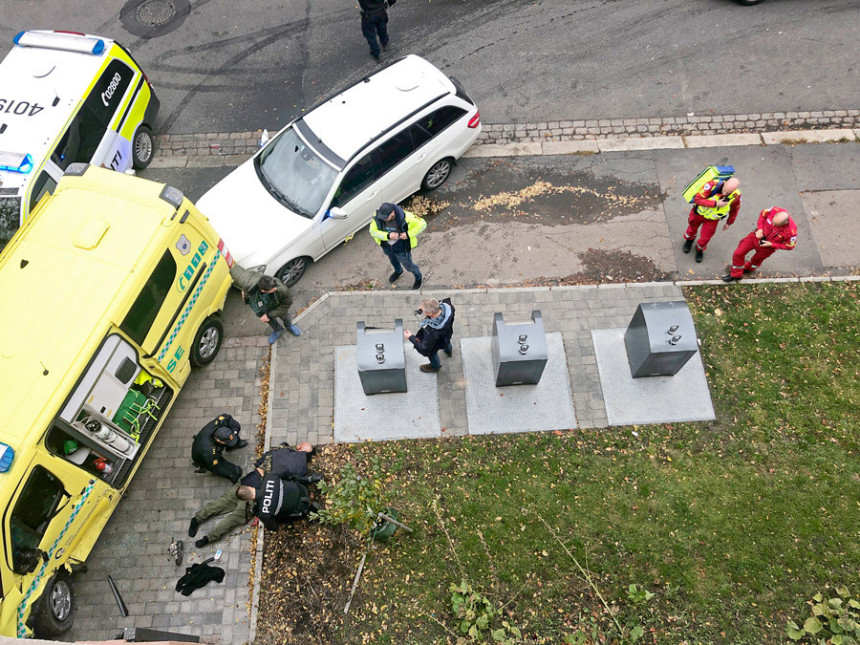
[722,207,797,282]
[683,176,741,263]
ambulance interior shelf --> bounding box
[46,333,173,485]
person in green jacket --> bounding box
[230,264,301,344]
[368,202,427,290]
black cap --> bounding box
[214,426,240,447]
[377,203,394,217]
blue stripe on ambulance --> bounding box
[157,249,221,366]
[17,481,96,637]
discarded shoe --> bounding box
[682,238,694,254]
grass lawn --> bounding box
[256,281,860,644]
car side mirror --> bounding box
[327,207,348,220]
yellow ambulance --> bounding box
[0,30,159,245]
[0,164,234,638]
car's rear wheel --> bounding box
[33,572,75,638]
[276,257,310,287]
[421,158,454,191]
[191,316,223,367]
[132,125,154,169]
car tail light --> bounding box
[217,238,234,268]
[467,111,481,129]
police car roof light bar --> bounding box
[13,30,106,56]
[0,152,34,174]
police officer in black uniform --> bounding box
[358,0,396,61]
[191,414,248,483]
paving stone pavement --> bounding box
[152,109,860,167]
[269,282,685,446]
[64,337,269,644]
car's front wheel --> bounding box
[191,316,224,367]
[276,257,310,287]
[421,158,454,191]
[33,572,75,638]
[132,125,154,169]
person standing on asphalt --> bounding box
[358,0,395,62]
[369,202,426,290]
[189,442,319,547]
[230,264,301,344]
[683,176,741,263]
[723,206,797,282]
[191,414,248,484]
[404,297,456,373]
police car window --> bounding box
[85,60,134,127]
[121,251,177,346]
[331,153,378,208]
[417,106,467,137]
[28,172,57,212]
[10,466,65,574]
[55,60,136,165]
[375,129,416,175]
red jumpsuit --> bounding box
[729,207,797,278]
[684,180,741,251]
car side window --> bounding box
[416,106,467,138]
[375,128,417,176]
[120,250,177,346]
[408,123,433,150]
[53,59,135,167]
[331,153,378,208]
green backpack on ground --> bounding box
[682,165,735,203]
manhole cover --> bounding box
[120,0,190,38]
[136,0,176,26]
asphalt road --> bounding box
[1,0,858,134]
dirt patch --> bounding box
[255,445,366,644]
[419,159,665,229]
[531,248,674,285]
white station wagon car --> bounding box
[197,55,481,285]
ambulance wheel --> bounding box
[276,257,309,287]
[421,158,453,191]
[132,125,155,169]
[33,572,75,638]
[191,316,223,367]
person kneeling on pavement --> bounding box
[189,442,320,547]
[230,263,301,344]
[191,414,248,483]
[403,297,456,373]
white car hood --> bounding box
[196,158,314,268]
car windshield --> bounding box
[254,127,337,219]
[0,195,22,243]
